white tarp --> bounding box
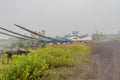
[68,36,92,41]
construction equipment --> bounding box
[14,24,72,44]
[0,26,49,44]
[0,27,46,49]
[0,26,36,40]
[0,24,72,47]
[14,24,59,41]
[0,31,29,40]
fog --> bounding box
[0,0,120,39]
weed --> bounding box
[0,44,91,80]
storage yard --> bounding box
[0,0,120,79]
[0,25,120,80]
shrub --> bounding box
[0,44,91,80]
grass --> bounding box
[0,44,91,80]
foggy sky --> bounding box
[0,0,120,39]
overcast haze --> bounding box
[0,0,120,39]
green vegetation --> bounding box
[0,38,33,50]
[0,44,91,80]
[92,31,120,41]
[0,39,28,50]
[10,39,30,49]
[0,39,13,48]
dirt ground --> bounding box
[90,41,120,80]
[53,41,120,80]
[2,41,120,80]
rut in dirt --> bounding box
[91,41,120,80]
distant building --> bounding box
[72,31,79,36]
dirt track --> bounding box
[91,41,120,80]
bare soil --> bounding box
[41,41,120,80]
[90,41,120,80]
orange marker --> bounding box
[63,42,66,45]
[57,42,60,45]
[49,42,53,46]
